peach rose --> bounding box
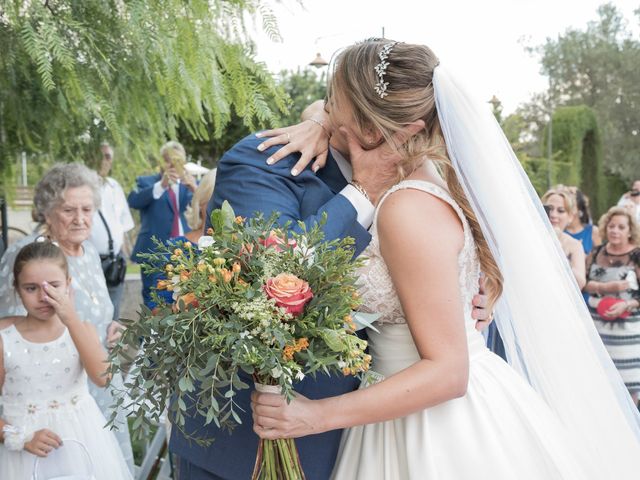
[264,273,313,316]
[239,242,255,257]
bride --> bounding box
[250,39,640,478]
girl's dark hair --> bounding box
[13,240,69,287]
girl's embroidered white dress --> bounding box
[0,325,132,480]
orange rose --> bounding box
[177,292,199,310]
[264,273,313,316]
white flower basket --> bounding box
[32,438,95,480]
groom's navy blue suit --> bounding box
[169,134,371,480]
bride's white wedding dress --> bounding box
[331,180,590,479]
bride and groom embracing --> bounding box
[169,39,640,479]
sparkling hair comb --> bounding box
[374,42,398,99]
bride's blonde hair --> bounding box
[329,40,503,309]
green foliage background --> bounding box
[541,106,606,215]
[178,67,327,168]
[2,1,636,216]
[0,0,290,192]
[510,3,640,212]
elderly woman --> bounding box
[584,206,640,404]
[0,163,134,471]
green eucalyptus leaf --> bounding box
[320,329,344,352]
[220,201,236,228]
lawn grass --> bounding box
[127,263,141,274]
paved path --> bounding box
[121,274,144,321]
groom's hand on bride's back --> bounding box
[472,275,494,331]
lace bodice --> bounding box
[357,180,481,325]
[0,325,89,419]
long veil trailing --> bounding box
[433,65,640,475]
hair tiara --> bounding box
[374,41,398,99]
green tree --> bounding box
[276,67,327,126]
[530,3,640,183]
[0,0,289,191]
[178,67,327,167]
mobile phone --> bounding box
[543,204,552,218]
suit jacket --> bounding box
[128,173,193,262]
[169,134,371,480]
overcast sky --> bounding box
[252,0,639,115]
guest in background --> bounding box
[541,187,586,289]
[184,169,217,244]
[148,169,216,309]
[618,179,640,225]
[0,163,134,470]
[564,186,600,255]
[584,206,640,404]
[89,142,135,320]
[128,141,196,307]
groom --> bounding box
[169,102,491,479]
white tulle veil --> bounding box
[433,65,640,474]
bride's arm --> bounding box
[252,189,469,438]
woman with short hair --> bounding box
[584,206,640,404]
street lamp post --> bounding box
[547,109,553,189]
[309,27,387,69]
[488,95,502,122]
[546,75,554,189]
[308,52,328,68]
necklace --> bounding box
[602,246,632,266]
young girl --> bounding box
[0,240,132,480]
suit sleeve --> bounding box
[208,139,369,248]
[128,176,157,210]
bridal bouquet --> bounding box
[108,202,370,480]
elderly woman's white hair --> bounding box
[185,169,217,230]
[32,163,101,224]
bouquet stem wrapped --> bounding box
[252,384,305,480]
